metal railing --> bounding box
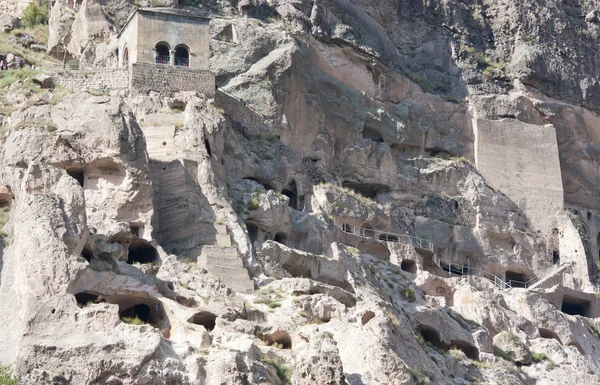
[336,220,573,291]
[155,56,171,65]
[337,221,434,251]
[175,57,189,67]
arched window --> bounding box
[174,45,189,67]
[122,46,129,67]
[155,42,170,65]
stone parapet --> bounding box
[130,62,215,96]
[55,69,129,91]
[215,89,267,132]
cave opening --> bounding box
[246,222,259,243]
[127,240,159,264]
[538,328,562,343]
[505,271,528,288]
[418,325,442,348]
[215,24,237,43]
[75,292,104,307]
[342,181,388,200]
[204,139,212,157]
[188,311,217,331]
[66,167,85,187]
[282,180,298,209]
[362,311,375,326]
[400,259,417,274]
[450,340,479,360]
[243,177,274,191]
[274,232,287,245]
[120,303,151,323]
[81,247,93,262]
[362,125,384,143]
[378,233,399,243]
[264,331,292,349]
[561,296,592,318]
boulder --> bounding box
[492,331,532,365]
[292,331,345,385]
[33,74,54,89]
[585,10,600,23]
[0,14,16,32]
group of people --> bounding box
[0,60,35,71]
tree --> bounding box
[21,0,49,28]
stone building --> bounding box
[117,8,210,70]
[116,8,215,95]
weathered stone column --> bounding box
[169,50,175,66]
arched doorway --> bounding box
[174,45,189,67]
[155,42,170,65]
[122,46,129,67]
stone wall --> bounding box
[131,63,215,96]
[215,89,266,131]
[475,118,564,234]
[55,69,129,91]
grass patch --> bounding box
[255,287,282,309]
[347,246,360,255]
[407,366,431,385]
[493,346,512,361]
[11,24,49,45]
[531,352,547,362]
[121,316,145,325]
[465,46,506,81]
[262,357,292,385]
[316,182,378,208]
[0,206,9,231]
[385,310,400,327]
[449,348,463,361]
[472,360,493,369]
[0,365,19,385]
[400,287,416,302]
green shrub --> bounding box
[21,0,49,28]
[121,316,145,325]
[472,360,493,369]
[449,348,463,361]
[400,287,416,302]
[532,352,547,362]
[0,365,19,385]
[262,357,292,385]
[247,198,259,210]
[408,366,431,385]
[493,346,512,361]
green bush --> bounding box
[262,357,291,385]
[400,287,416,302]
[532,352,547,362]
[247,198,259,210]
[0,365,19,385]
[408,366,431,385]
[121,316,145,325]
[21,0,49,28]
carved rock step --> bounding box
[199,246,253,293]
[206,266,254,293]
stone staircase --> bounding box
[526,261,574,291]
[198,244,254,293]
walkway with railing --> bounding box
[337,221,433,251]
[336,221,573,291]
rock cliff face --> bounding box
[2,0,600,384]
